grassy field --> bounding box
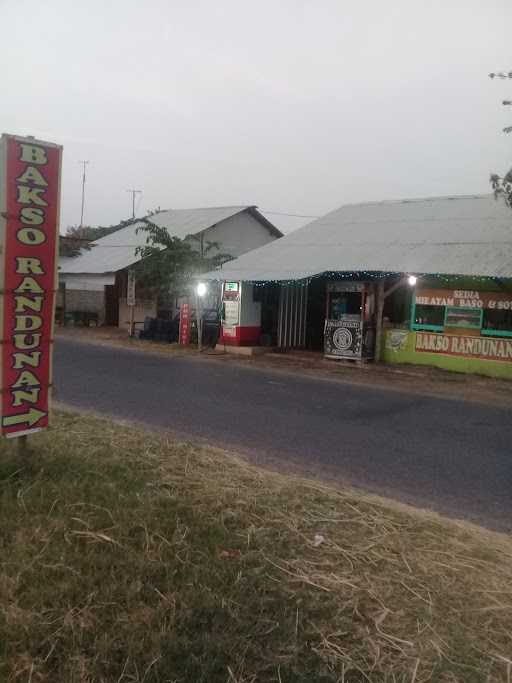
[1,413,512,682]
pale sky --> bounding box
[1,0,511,234]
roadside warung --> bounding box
[0,134,62,438]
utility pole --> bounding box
[79,160,89,228]
[489,71,512,133]
[126,189,142,219]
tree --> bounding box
[59,218,143,258]
[134,219,232,301]
[490,169,512,208]
[59,226,95,258]
[489,71,512,207]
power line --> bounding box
[261,209,320,218]
[61,243,143,247]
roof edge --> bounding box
[329,193,493,211]
[246,206,283,238]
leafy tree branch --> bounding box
[134,219,232,298]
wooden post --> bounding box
[17,435,29,457]
[374,278,385,362]
[127,269,136,338]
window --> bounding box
[412,290,512,337]
[412,304,445,331]
[482,309,512,337]
[444,307,482,329]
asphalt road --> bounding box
[54,338,512,531]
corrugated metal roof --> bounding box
[204,195,512,281]
[59,206,272,274]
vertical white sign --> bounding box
[127,270,136,307]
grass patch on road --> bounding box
[1,412,512,682]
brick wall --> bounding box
[65,289,105,323]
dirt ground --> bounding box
[57,325,512,408]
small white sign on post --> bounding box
[127,270,136,337]
[127,270,136,307]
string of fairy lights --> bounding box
[218,272,508,288]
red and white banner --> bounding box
[0,134,62,437]
[179,302,191,345]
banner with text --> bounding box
[416,331,512,362]
[415,288,512,310]
[179,302,191,345]
[0,134,62,437]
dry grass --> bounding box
[1,412,512,682]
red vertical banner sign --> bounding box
[179,302,191,345]
[0,134,62,438]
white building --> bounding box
[59,205,281,328]
[203,195,512,379]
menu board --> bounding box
[324,319,362,358]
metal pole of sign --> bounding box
[195,281,207,352]
[195,293,202,353]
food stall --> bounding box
[324,282,376,360]
[382,284,512,379]
[411,286,512,358]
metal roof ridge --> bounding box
[333,194,492,210]
[155,205,254,213]
[86,206,255,246]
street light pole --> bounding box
[196,282,207,353]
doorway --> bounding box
[104,285,119,326]
[305,277,327,350]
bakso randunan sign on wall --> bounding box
[0,134,62,437]
[416,332,512,362]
